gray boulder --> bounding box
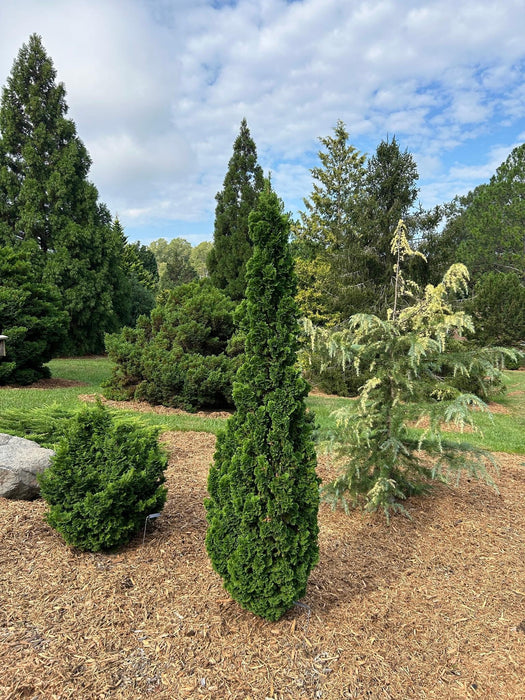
[0,433,55,500]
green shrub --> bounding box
[0,242,67,385]
[205,186,320,621]
[38,402,167,551]
[104,279,241,411]
[0,403,74,447]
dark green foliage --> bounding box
[0,242,67,385]
[362,137,420,310]
[125,239,159,289]
[294,126,423,322]
[207,119,264,300]
[115,220,156,328]
[104,280,240,411]
[205,186,320,621]
[126,276,156,329]
[0,35,129,355]
[465,272,525,349]
[293,120,369,322]
[455,145,525,280]
[424,144,525,289]
[38,402,167,552]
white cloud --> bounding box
[1,0,525,242]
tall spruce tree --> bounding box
[362,136,419,309]
[207,118,264,300]
[205,184,320,621]
[293,121,370,322]
[0,34,126,354]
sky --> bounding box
[1,0,525,246]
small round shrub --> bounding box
[38,402,168,552]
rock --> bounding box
[0,434,55,500]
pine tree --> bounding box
[207,119,264,300]
[454,144,525,281]
[205,185,320,621]
[0,34,126,354]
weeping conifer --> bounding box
[205,184,320,621]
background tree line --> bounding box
[1,35,523,390]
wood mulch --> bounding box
[1,378,88,390]
[78,395,232,420]
[1,431,524,699]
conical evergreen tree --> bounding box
[293,120,371,322]
[362,136,419,305]
[207,118,264,301]
[205,184,320,621]
[0,34,127,354]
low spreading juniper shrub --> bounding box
[38,402,167,551]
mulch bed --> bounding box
[78,395,232,420]
[1,378,88,390]
[1,433,524,699]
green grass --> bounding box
[460,370,525,453]
[1,357,523,453]
[47,356,112,387]
[0,356,227,437]
[308,371,525,455]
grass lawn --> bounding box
[0,357,523,454]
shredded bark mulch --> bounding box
[1,433,524,699]
[78,395,233,420]
[1,378,87,390]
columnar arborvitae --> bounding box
[205,185,320,621]
[207,118,264,301]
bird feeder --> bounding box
[0,335,7,357]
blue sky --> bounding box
[1,0,525,246]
